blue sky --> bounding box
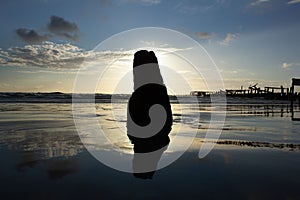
[0,0,300,93]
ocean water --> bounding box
[0,94,300,199]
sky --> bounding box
[0,0,300,94]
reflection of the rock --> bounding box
[132,140,169,179]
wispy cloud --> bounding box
[119,0,161,5]
[99,0,113,6]
[249,0,270,7]
[219,33,237,46]
[134,0,161,5]
[282,62,300,69]
[175,4,199,14]
[282,62,293,69]
[287,0,300,4]
[194,32,215,39]
[0,83,10,88]
[174,0,228,14]
[99,0,161,6]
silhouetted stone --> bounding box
[127,50,173,179]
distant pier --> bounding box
[191,78,300,102]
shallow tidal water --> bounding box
[0,101,300,199]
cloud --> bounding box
[174,0,228,14]
[48,16,78,32]
[0,42,101,70]
[249,0,270,7]
[99,0,113,6]
[219,33,237,46]
[15,16,80,43]
[287,0,300,4]
[0,42,191,72]
[220,68,256,77]
[282,62,293,69]
[194,32,215,39]
[0,83,10,88]
[47,16,79,40]
[99,0,161,6]
[126,0,161,5]
[16,28,49,43]
[282,62,300,69]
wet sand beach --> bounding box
[0,100,300,199]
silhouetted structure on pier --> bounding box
[191,79,299,101]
